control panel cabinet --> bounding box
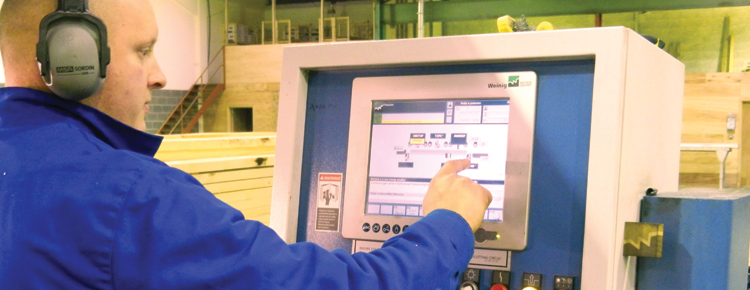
[271,27,684,290]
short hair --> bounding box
[0,0,116,86]
[0,0,56,84]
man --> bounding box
[0,0,492,289]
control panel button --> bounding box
[492,270,510,287]
[462,268,480,283]
[362,223,371,232]
[382,224,391,234]
[490,285,508,290]
[372,223,381,233]
[522,273,542,290]
[392,224,401,234]
[459,281,478,290]
[553,275,575,290]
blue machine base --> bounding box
[638,191,750,290]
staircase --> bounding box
[157,48,225,135]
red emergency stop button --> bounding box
[490,284,508,290]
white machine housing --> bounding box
[271,27,685,290]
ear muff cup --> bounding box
[37,10,110,101]
[44,19,103,100]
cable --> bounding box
[622,256,632,290]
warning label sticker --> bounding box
[315,173,343,232]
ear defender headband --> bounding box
[37,0,110,101]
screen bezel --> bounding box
[341,72,537,250]
[363,98,510,221]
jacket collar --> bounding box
[0,87,163,157]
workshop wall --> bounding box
[201,44,287,133]
[150,0,203,90]
[142,0,204,133]
[604,7,750,74]
[262,1,373,32]
[430,6,750,74]
[146,89,190,134]
[203,0,228,83]
[437,14,594,36]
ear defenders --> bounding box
[37,0,110,101]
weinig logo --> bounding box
[508,76,520,87]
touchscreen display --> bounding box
[365,99,508,222]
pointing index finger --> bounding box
[435,159,471,177]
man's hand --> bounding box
[422,159,492,233]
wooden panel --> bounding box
[684,74,707,84]
[156,147,275,162]
[742,102,750,185]
[706,72,742,84]
[680,152,720,173]
[167,155,275,174]
[681,75,740,139]
[683,83,741,97]
[159,132,273,139]
[226,197,272,213]
[157,133,276,226]
[157,134,275,151]
[156,133,277,162]
[216,188,272,210]
[203,177,274,194]
[679,151,742,172]
[741,74,750,100]
[214,187,273,226]
[243,212,270,225]
[240,204,271,217]
[680,72,746,187]
[193,167,274,185]
[679,173,739,187]
[214,187,272,203]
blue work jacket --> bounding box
[0,88,475,289]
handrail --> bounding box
[196,46,226,87]
[160,46,226,135]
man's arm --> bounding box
[111,164,484,290]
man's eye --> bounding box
[140,49,151,57]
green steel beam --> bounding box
[374,1,383,39]
[381,0,750,25]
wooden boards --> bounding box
[157,133,276,225]
[156,133,276,162]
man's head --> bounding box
[0,0,167,131]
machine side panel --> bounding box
[616,30,686,288]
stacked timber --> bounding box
[154,132,276,225]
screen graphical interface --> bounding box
[366,99,509,221]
